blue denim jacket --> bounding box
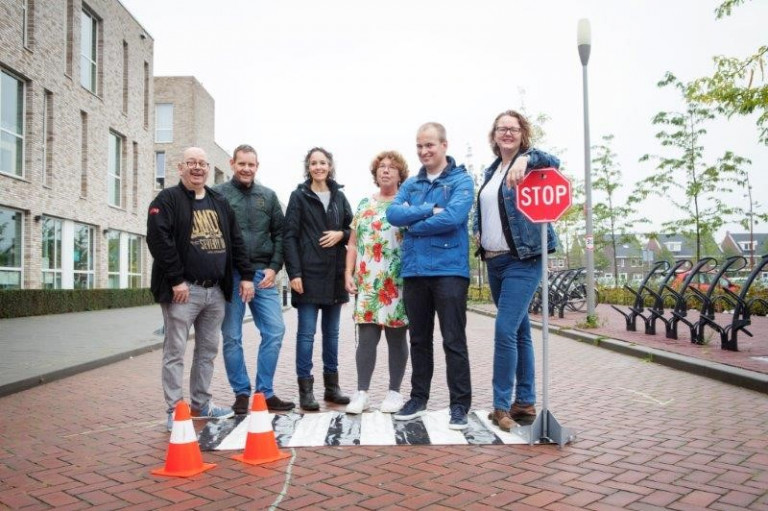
[472,150,560,260]
[387,156,474,279]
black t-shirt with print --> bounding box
[184,194,227,283]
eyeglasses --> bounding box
[184,160,210,169]
[377,164,401,172]
[495,126,522,135]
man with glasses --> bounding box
[147,146,255,432]
[386,122,475,430]
[214,144,294,414]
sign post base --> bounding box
[512,408,577,448]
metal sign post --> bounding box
[512,168,576,447]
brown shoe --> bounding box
[488,409,514,432]
[510,402,536,419]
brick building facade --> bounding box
[1,0,156,290]
[1,2,232,291]
[153,76,230,191]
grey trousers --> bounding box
[356,324,409,391]
[161,284,226,413]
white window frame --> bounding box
[155,103,173,143]
[155,151,165,189]
[80,8,98,93]
[108,131,123,207]
[0,68,26,178]
[72,222,94,289]
[106,230,143,288]
[42,216,63,288]
[665,242,682,252]
[0,207,24,289]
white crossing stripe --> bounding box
[200,409,528,450]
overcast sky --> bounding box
[120,0,768,238]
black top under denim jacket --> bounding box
[147,183,255,303]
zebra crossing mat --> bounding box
[198,409,528,450]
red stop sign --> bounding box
[516,167,572,223]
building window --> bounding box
[108,131,123,207]
[80,9,98,93]
[42,90,53,186]
[214,167,224,184]
[42,216,62,289]
[128,234,142,288]
[0,207,23,289]
[107,230,143,288]
[155,151,165,189]
[155,103,173,143]
[738,241,756,252]
[73,223,94,289]
[107,230,119,288]
[1,69,25,178]
[665,241,681,252]
[618,273,628,283]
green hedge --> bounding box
[0,288,155,319]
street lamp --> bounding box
[578,19,596,319]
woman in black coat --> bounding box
[284,147,353,410]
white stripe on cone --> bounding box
[170,418,197,444]
[247,411,273,433]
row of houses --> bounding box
[1,0,230,290]
[549,232,768,285]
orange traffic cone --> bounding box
[152,401,216,477]
[233,393,290,465]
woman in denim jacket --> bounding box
[472,110,559,432]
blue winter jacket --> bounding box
[386,156,474,279]
[472,150,560,260]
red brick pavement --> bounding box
[1,304,767,510]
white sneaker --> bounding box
[379,391,404,413]
[345,391,369,414]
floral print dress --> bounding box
[350,196,408,327]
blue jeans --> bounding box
[221,271,286,398]
[403,276,471,410]
[486,254,541,410]
[295,303,342,378]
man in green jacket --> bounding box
[214,144,294,413]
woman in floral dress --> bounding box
[344,151,410,414]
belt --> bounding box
[190,279,219,288]
[484,250,510,260]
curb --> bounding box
[0,340,164,398]
[468,306,768,395]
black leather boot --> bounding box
[297,376,319,411]
[323,372,350,405]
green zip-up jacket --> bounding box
[214,178,284,273]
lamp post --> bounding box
[578,19,596,319]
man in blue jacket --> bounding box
[386,122,474,430]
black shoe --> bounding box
[323,372,350,405]
[232,394,250,415]
[266,395,295,412]
[298,376,320,411]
